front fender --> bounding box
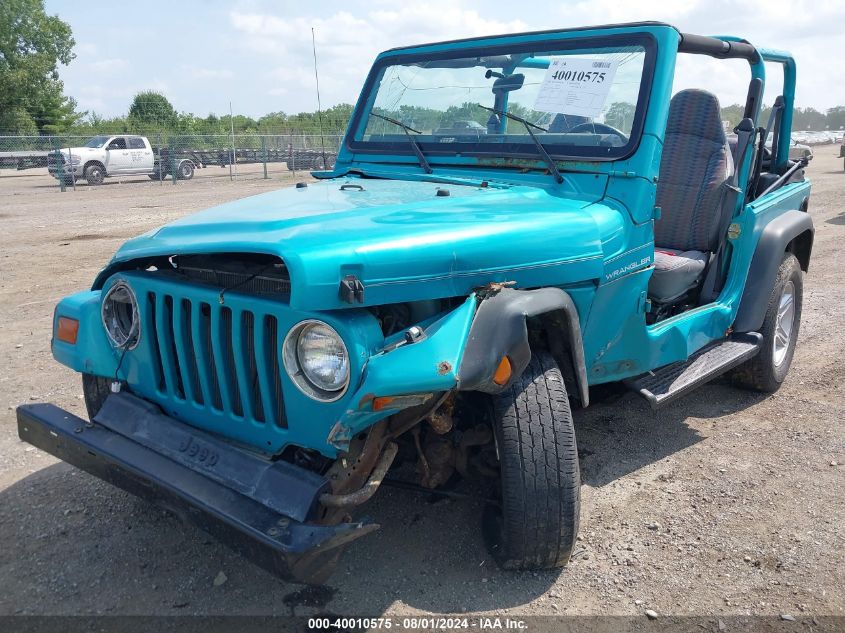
[342,295,477,440]
[457,287,589,404]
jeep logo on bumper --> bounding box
[178,435,219,466]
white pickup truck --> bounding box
[48,134,195,185]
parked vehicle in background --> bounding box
[764,134,813,162]
[840,136,845,170]
[48,135,195,186]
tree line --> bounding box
[3,2,844,138]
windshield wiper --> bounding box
[369,113,432,174]
[477,105,563,184]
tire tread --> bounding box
[489,351,580,569]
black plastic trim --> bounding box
[678,33,760,62]
[733,210,814,332]
[457,287,588,405]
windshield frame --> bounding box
[345,31,657,165]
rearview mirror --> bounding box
[491,73,525,95]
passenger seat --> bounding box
[649,89,734,303]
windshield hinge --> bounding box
[339,275,365,304]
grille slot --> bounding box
[163,295,185,400]
[265,315,288,429]
[180,299,203,405]
[147,292,286,428]
[220,307,242,417]
[200,302,223,411]
[146,292,165,392]
[242,312,265,423]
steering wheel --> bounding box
[568,122,629,144]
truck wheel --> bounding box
[483,351,581,570]
[85,163,105,185]
[82,374,112,420]
[731,253,803,392]
[177,161,194,180]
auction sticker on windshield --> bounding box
[533,57,619,118]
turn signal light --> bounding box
[371,393,434,412]
[493,356,512,386]
[372,396,395,412]
[56,316,79,344]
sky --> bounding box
[44,0,841,119]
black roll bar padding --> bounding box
[769,95,786,170]
[743,77,763,121]
[678,33,760,62]
[731,117,756,189]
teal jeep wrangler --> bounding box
[19,22,813,584]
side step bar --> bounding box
[626,332,762,409]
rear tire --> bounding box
[177,161,194,180]
[483,351,581,570]
[730,253,803,392]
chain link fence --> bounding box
[0,133,342,191]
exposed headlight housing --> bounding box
[101,280,140,349]
[283,320,349,401]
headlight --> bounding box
[101,281,140,349]
[283,320,349,401]
[69,154,81,164]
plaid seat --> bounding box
[649,89,734,303]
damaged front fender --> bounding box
[342,295,477,442]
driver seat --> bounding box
[649,89,734,304]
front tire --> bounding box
[731,253,803,392]
[82,374,112,420]
[484,351,581,570]
[85,163,105,185]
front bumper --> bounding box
[48,163,84,177]
[16,393,378,584]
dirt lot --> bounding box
[0,154,842,620]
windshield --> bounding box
[84,136,111,148]
[350,35,653,164]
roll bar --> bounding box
[678,33,760,62]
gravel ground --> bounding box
[0,154,842,619]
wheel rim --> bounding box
[773,280,796,367]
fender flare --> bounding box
[733,209,814,332]
[83,160,106,174]
[456,287,589,405]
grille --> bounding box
[176,266,291,296]
[146,290,287,428]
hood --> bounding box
[106,177,626,310]
[63,147,103,155]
